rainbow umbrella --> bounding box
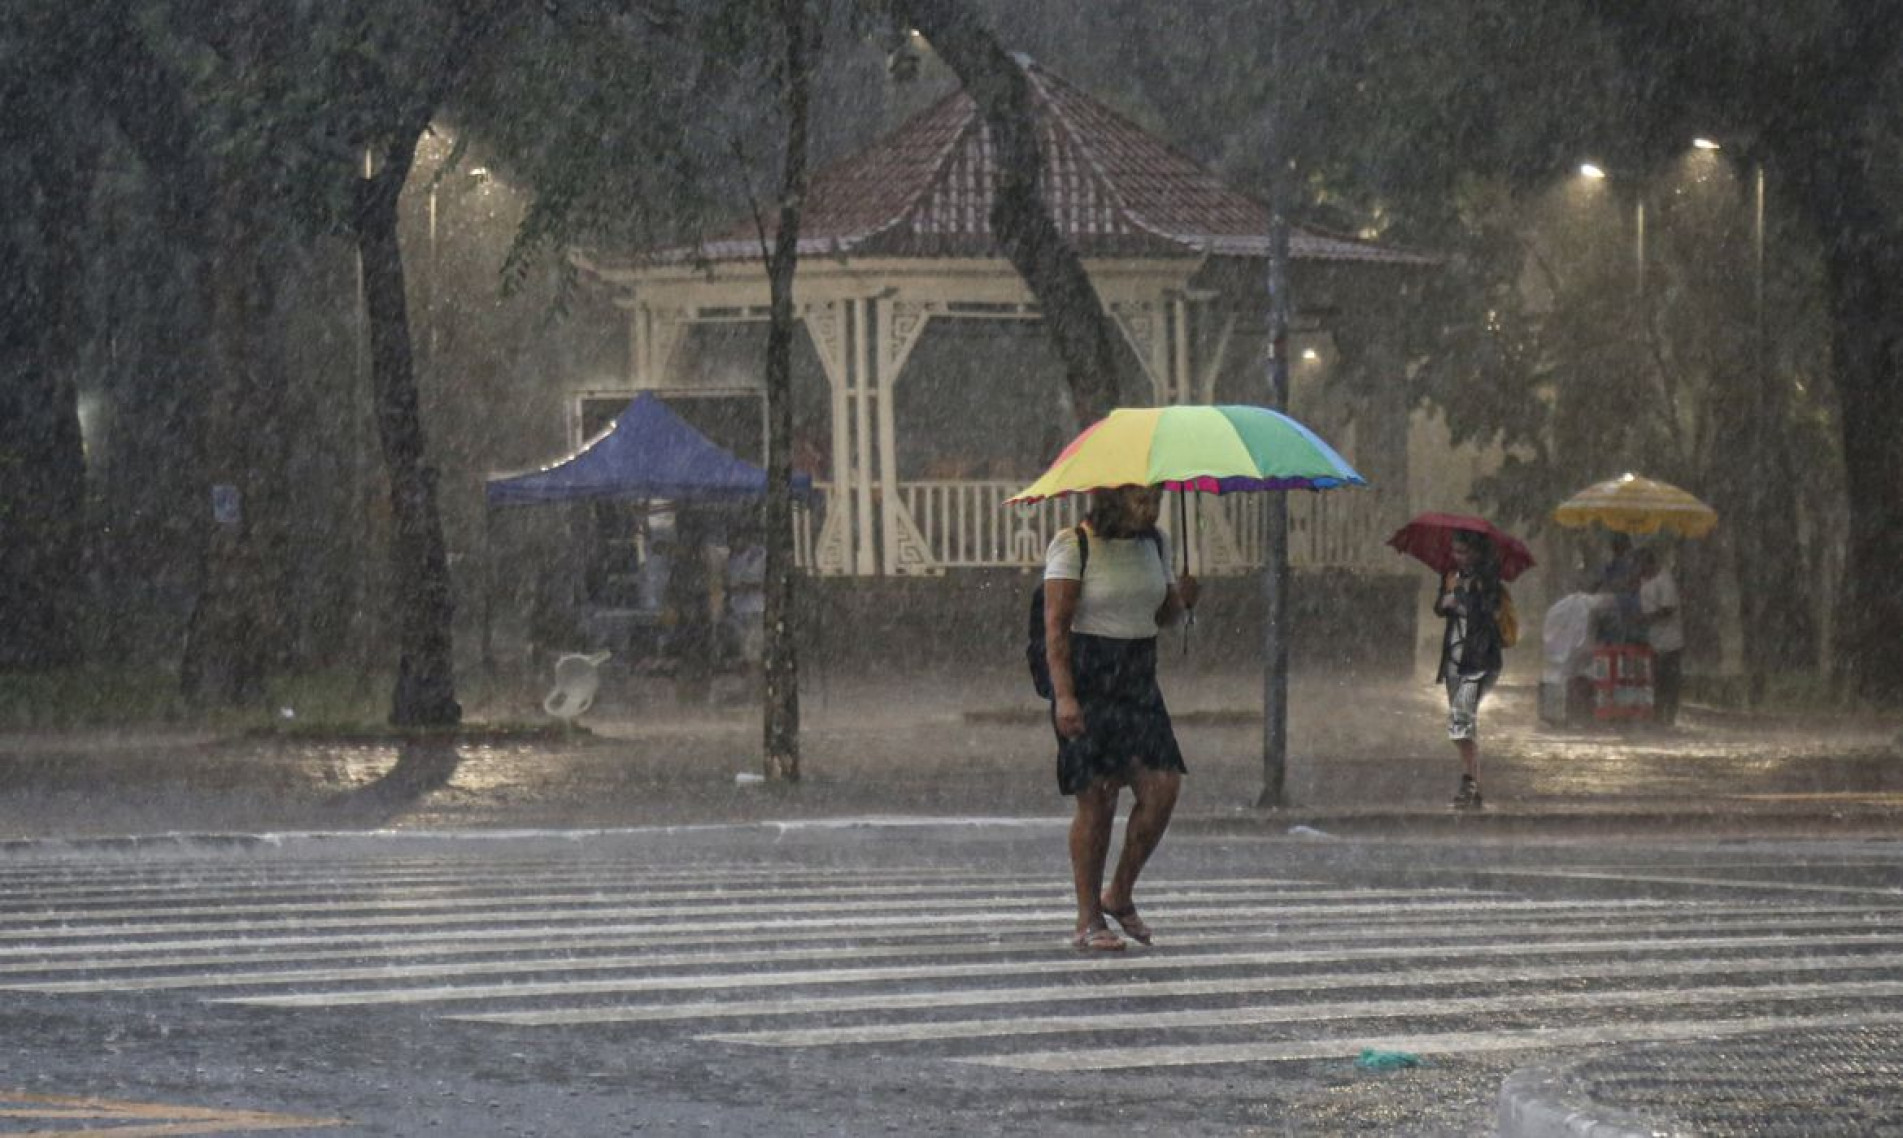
[1006,404,1365,504]
[1553,472,1718,539]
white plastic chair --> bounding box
[543,650,612,720]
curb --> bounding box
[0,816,1078,856]
[1173,807,1903,839]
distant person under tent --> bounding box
[1638,547,1686,725]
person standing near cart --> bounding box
[1435,530,1506,810]
[1638,547,1685,725]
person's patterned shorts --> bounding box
[1445,670,1498,742]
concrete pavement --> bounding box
[1,665,1900,840]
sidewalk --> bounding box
[1,665,1898,838]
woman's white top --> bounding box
[1043,527,1176,640]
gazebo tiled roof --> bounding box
[627,61,1426,268]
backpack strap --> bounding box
[1075,524,1090,578]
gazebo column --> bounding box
[1107,294,1199,405]
[801,297,940,577]
[631,303,689,388]
[874,297,938,575]
[1108,299,1169,404]
[849,299,876,575]
[1110,293,1250,574]
[1187,300,1247,573]
[801,301,861,576]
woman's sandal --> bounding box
[1072,923,1125,952]
[1101,902,1154,946]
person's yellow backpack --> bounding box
[1496,586,1520,648]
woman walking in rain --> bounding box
[1435,530,1506,809]
[1043,485,1198,951]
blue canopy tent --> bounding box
[485,392,810,506]
[479,393,810,679]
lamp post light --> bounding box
[1578,162,1645,297]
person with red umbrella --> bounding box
[1390,515,1532,811]
[1433,531,1510,809]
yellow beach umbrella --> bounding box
[1553,472,1718,538]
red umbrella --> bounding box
[1387,512,1536,582]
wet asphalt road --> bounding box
[0,824,1900,1135]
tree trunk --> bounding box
[0,75,93,670]
[893,0,1124,423]
[356,137,462,728]
[1795,138,1903,704]
[1821,239,1903,704]
[761,0,818,782]
[179,192,291,706]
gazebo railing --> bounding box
[1218,490,1391,571]
[791,481,1391,573]
[902,480,1082,569]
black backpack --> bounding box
[1027,528,1089,699]
[1026,526,1164,699]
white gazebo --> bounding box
[575,62,1429,580]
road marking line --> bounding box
[456,950,1903,1026]
[959,1009,1903,1071]
[12,911,1902,993]
[0,901,1851,977]
[0,881,1363,926]
[218,931,1903,1009]
[704,978,1903,1046]
[5,896,1661,962]
[16,910,1901,994]
[0,875,1324,911]
[0,893,1618,945]
[1473,868,1903,898]
[0,1090,340,1135]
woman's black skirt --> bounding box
[1052,633,1187,796]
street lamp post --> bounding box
[1579,163,1645,298]
[1258,0,1293,809]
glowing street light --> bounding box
[1577,161,1643,295]
[1691,137,1722,150]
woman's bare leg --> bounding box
[1103,765,1180,912]
[1070,780,1121,933]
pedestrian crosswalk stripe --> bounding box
[456,950,1903,1027]
[0,893,1671,946]
[0,895,1719,966]
[12,912,1900,995]
[216,931,1903,1010]
[959,1010,1903,1072]
[0,881,1404,926]
[703,978,1903,1047]
[1474,867,1903,899]
[0,861,983,885]
[0,872,1332,908]
[4,850,1900,1081]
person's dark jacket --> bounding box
[1435,569,1504,681]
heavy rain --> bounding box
[2,3,1901,1134]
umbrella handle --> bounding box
[1176,489,1196,657]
